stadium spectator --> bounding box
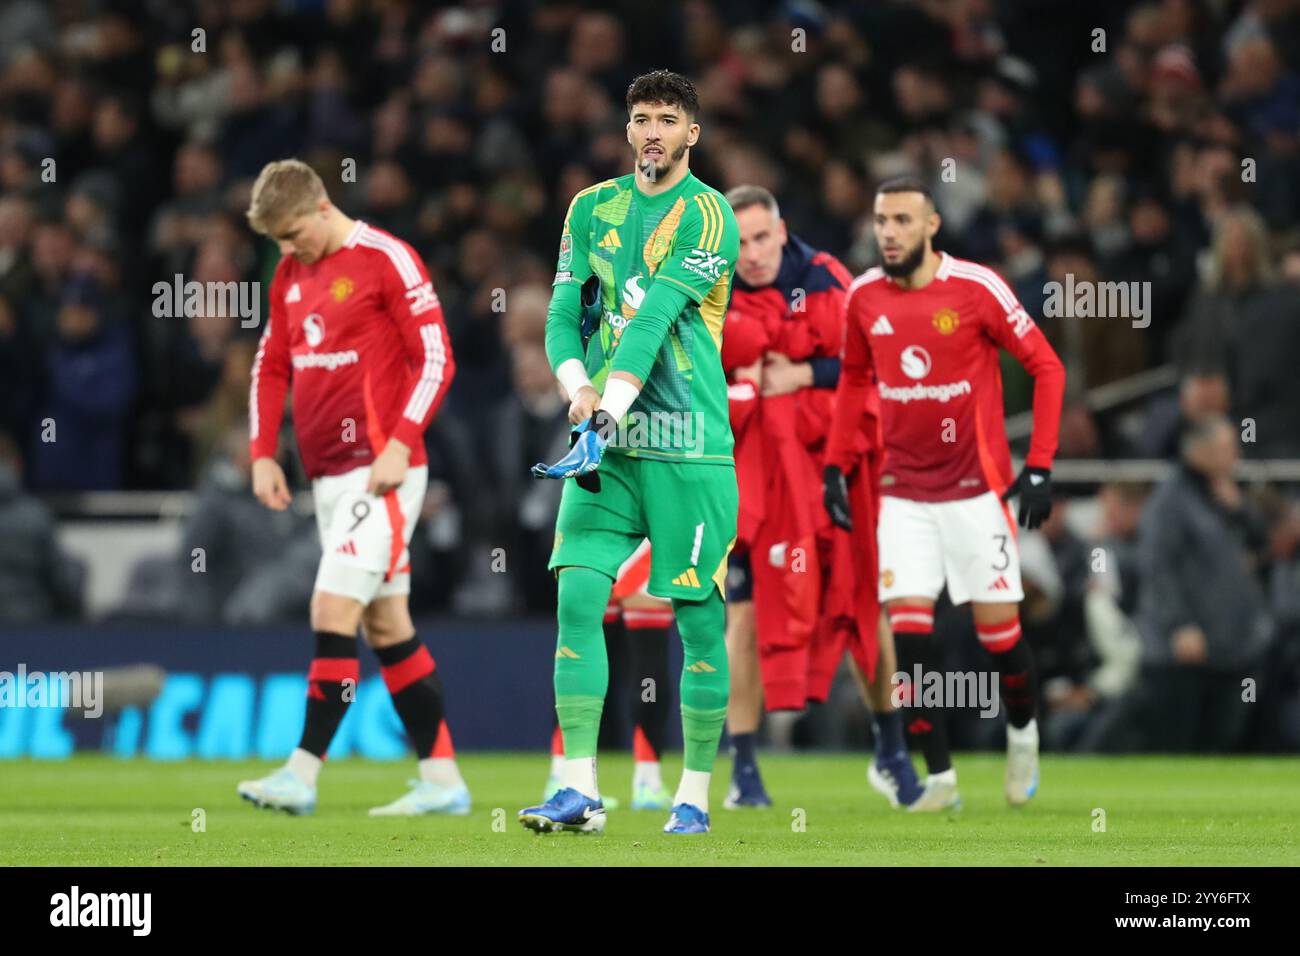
[1038,233,1149,393]
[147,141,226,276]
[1218,35,1300,151]
[1174,205,1300,457]
[1103,190,1198,363]
[0,430,83,621]
[487,340,570,613]
[176,424,318,626]
[1254,485,1300,751]
[1134,415,1273,752]
[0,294,41,446]
[0,196,34,303]
[87,91,161,243]
[22,213,75,345]
[28,274,136,491]
[1174,206,1276,369]
[1096,481,1149,623]
[1137,367,1231,460]
[1064,482,1147,753]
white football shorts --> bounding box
[312,464,428,605]
[876,490,1023,605]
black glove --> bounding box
[569,414,608,493]
[823,465,853,531]
[1002,466,1052,529]
[579,275,602,349]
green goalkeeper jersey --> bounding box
[545,170,740,465]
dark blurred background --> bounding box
[1,0,1298,755]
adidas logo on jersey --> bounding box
[285,283,302,303]
[336,540,358,555]
[871,314,894,335]
[598,229,622,249]
[990,575,1011,591]
[672,567,702,588]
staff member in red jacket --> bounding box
[720,185,921,809]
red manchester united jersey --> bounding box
[249,221,455,480]
[827,251,1064,502]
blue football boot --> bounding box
[663,803,710,834]
[518,786,606,834]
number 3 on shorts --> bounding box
[992,533,1010,572]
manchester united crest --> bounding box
[932,308,959,335]
[331,276,355,303]
[644,197,685,273]
[648,232,672,268]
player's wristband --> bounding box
[598,377,641,423]
[555,358,594,401]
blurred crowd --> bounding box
[1,0,1299,749]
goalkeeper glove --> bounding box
[531,410,616,490]
[1001,466,1052,529]
[823,465,853,531]
[579,275,602,349]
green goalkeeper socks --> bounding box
[553,568,728,774]
[553,566,613,760]
[673,589,729,773]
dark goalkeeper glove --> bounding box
[823,465,853,531]
[1002,466,1052,529]
[579,275,602,349]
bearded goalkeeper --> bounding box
[519,71,739,836]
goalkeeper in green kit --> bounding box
[518,71,740,835]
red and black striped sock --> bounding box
[889,605,952,776]
[299,631,359,758]
[374,635,445,758]
[977,616,1037,729]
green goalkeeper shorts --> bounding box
[548,451,738,601]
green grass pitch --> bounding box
[1,753,1296,866]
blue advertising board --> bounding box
[0,619,685,759]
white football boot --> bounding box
[368,779,472,816]
[237,766,317,815]
[906,768,962,812]
[1005,719,1040,806]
